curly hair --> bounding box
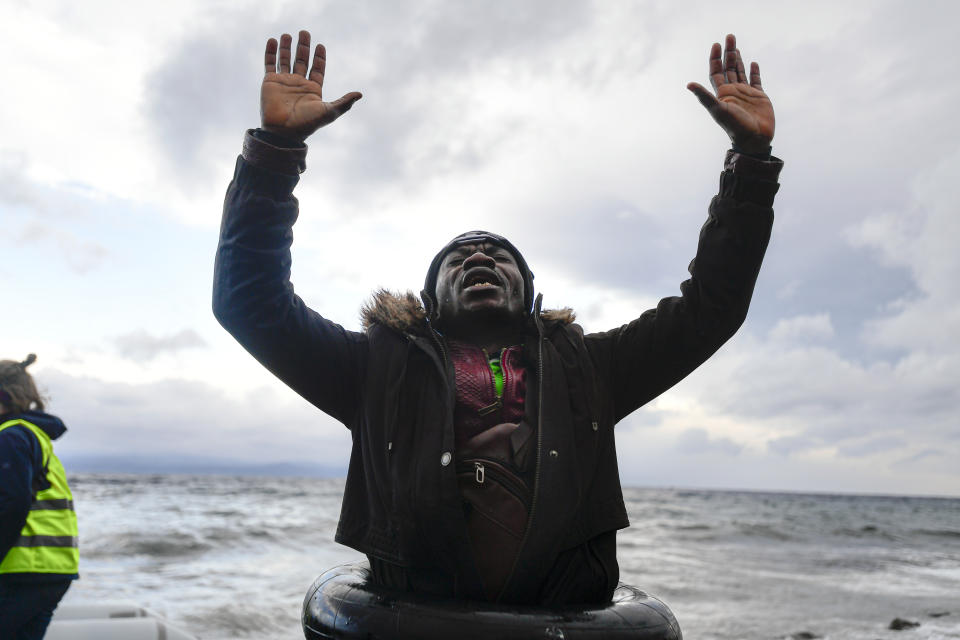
[0,354,45,415]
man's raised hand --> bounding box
[687,34,774,155]
[260,30,362,143]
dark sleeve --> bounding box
[586,150,783,423]
[0,426,40,562]
[212,131,369,427]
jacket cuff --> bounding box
[241,129,307,176]
[719,149,784,207]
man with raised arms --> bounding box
[214,30,781,605]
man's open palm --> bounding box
[260,30,362,142]
[687,34,775,154]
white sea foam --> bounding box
[62,475,960,640]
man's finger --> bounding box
[309,44,327,85]
[749,61,763,90]
[264,38,278,75]
[724,35,739,84]
[293,30,311,76]
[688,82,721,113]
[278,33,293,73]
[329,91,363,118]
[708,42,724,92]
[735,49,747,83]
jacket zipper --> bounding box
[424,317,455,427]
[497,347,509,419]
[477,347,506,417]
[477,401,502,416]
[428,324,449,368]
[497,294,545,601]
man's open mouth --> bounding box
[463,270,502,290]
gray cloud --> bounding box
[767,434,819,457]
[681,329,960,476]
[677,428,742,456]
[1,159,118,275]
[114,329,208,362]
[768,313,834,344]
[0,153,41,207]
[40,369,350,468]
[895,448,943,466]
[14,222,110,274]
[617,408,664,433]
[836,436,907,458]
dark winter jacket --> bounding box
[0,411,77,584]
[213,130,782,603]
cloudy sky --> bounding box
[4,0,958,496]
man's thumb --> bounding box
[331,92,363,116]
[686,82,718,111]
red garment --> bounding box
[447,341,526,462]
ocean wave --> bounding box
[816,556,886,572]
[84,532,213,558]
[735,522,792,541]
[832,525,896,540]
[914,528,960,539]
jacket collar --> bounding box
[360,289,575,335]
[2,411,67,440]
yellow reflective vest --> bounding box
[0,418,79,575]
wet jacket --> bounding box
[0,411,78,585]
[213,130,782,603]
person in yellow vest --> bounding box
[0,354,78,640]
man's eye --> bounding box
[448,259,464,267]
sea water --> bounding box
[63,474,960,639]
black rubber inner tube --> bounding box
[302,562,683,640]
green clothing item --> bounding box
[488,355,504,398]
[0,418,79,576]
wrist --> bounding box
[720,149,783,206]
[259,126,308,147]
[731,136,773,158]
[243,130,308,175]
[731,142,772,160]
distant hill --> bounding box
[59,453,346,478]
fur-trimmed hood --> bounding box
[360,288,576,333]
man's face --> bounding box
[434,242,526,328]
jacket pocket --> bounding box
[456,458,531,599]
